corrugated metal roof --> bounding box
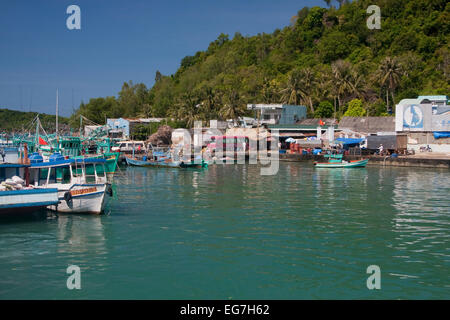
[296,118,337,126]
[338,116,395,133]
[418,95,447,101]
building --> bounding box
[417,95,448,106]
[338,116,396,135]
[107,118,164,138]
[395,97,450,152]
[247,104,307,125]
[84,125,103,136]
[209,120,229,130]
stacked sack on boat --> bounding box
[0,176,28,191]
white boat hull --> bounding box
[47,184,110,214]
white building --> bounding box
[395,96,450,152]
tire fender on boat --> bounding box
[64,191,73,208]
[106,185,113,197]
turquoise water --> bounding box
[0,163,449,299]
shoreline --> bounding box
[279,153,450,168]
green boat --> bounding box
[74,152,120,175]
[38,137,120,175]
[314,154,369,168]
[14,116,121,178]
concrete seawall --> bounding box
[279,153,450,169]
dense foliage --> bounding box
[70,0,449,128]
[344,99,366,116]
[0,108,69,133]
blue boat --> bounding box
[125,145,208,169]
[125,156,208,169]
[0,163,59,215]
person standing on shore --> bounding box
[0,147,5,162]
[378,144,384,156]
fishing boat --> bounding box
[125,144,208,169]
[0,163,59,215]
[314,154,369,168]
[125,155,208,168]
[13,115,121,176]
[29,155,113,214]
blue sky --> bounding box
[0,0,323,116]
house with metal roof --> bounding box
[107,118,164,138]
[338,116,396,134]
[417,95,448,106]
[247,104,307,125]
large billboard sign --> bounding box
[396,103,450,132]
[403,105,424,129]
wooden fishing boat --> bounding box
[125,144,208,169]
[125,156,207,169]
[29,157,113,214]
[314,159,369,168]
[314,153,368,168]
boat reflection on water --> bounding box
[56,214,108,262]
[312,165,369,200]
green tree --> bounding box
[219,89,245,123]
[68,0,450,127]
[314,101,334,118]
[375,57,403,112]
[280,69,303,106]
[280,67,316,113]
[344,99,366,117]
[172,93,201,128]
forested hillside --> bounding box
[0,108,69,133]
[70,0,449,128]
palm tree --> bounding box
[138,103,153,118]
[375,57,403,112]
[316,68,338,119]
[280,68,316,114]
[331,60,353,113]
[261,77,277,103]
[298,68,316,114]
[219,89,245,124]
[196,86,219,121]
[174,93,201,128]
[348,71,366,100]
[280,69,303,106]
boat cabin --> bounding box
[29,156,108,187]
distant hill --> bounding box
[0,108,69,133]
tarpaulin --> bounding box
[433,132,450,139]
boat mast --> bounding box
[80,115,82,138]
[35,116,39,152]
[56,89,59,142]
